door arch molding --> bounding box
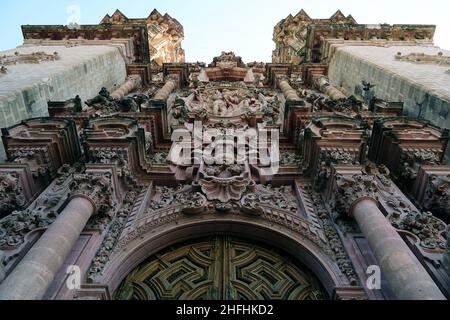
[98,216,350,298]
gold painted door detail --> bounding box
[114,237,326,300]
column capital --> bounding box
[333,174,379,215]
[69,173,114,216]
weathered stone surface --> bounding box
[328,45,450,161]
[0,45,127,160]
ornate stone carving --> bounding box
[0,173,26,218]
[391,210,446,250]
[0,165,75,248]
[149,152,169,165]
[199,165,252,203]
[316,150,357,192]
[310,192,359,285]
[423,174,450,221]
[273,10,357,64]
[9,147,54,178]
[149,185,208,215]
[241,185,298,215]
[173,86,280,122]
[87,190,140,282]
[333,174,379,215]
[70,173,115,216]
[397,150,440,185]
[280,151,302,167]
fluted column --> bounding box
[154,76,178,101]
[0,173,113,300]
[352,199,445,300]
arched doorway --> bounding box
[114,236,328,300]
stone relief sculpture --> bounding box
[0,165,75,248]
[0,173,26,218]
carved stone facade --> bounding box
[0,7,448,300]
[100,9,185,65]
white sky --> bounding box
[1,0,449,63]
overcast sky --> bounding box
[1,0,449,62]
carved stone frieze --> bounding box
[173,85,281,124]
[116,183,328,254]
[241,184,298,215]
[149,185,208,215]
[87,189,140,282]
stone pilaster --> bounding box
[0,173,114,300]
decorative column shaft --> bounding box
[334,174,445,300]
[0,173,113,300]
[154,76,178,101]
[352,199,445,300]
[0,197,94,300]
[277,76,300,101]
[110,75,142,99]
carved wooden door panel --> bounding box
[114,237,326,300]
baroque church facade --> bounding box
[0,9,449,300]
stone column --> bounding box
[276,76,300,101]
[352,199,445,300]
[0,197,94,300]
[0,173,113,300]
[334,174,445,300]
[110,75,142,99]
[154,76,178,101]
